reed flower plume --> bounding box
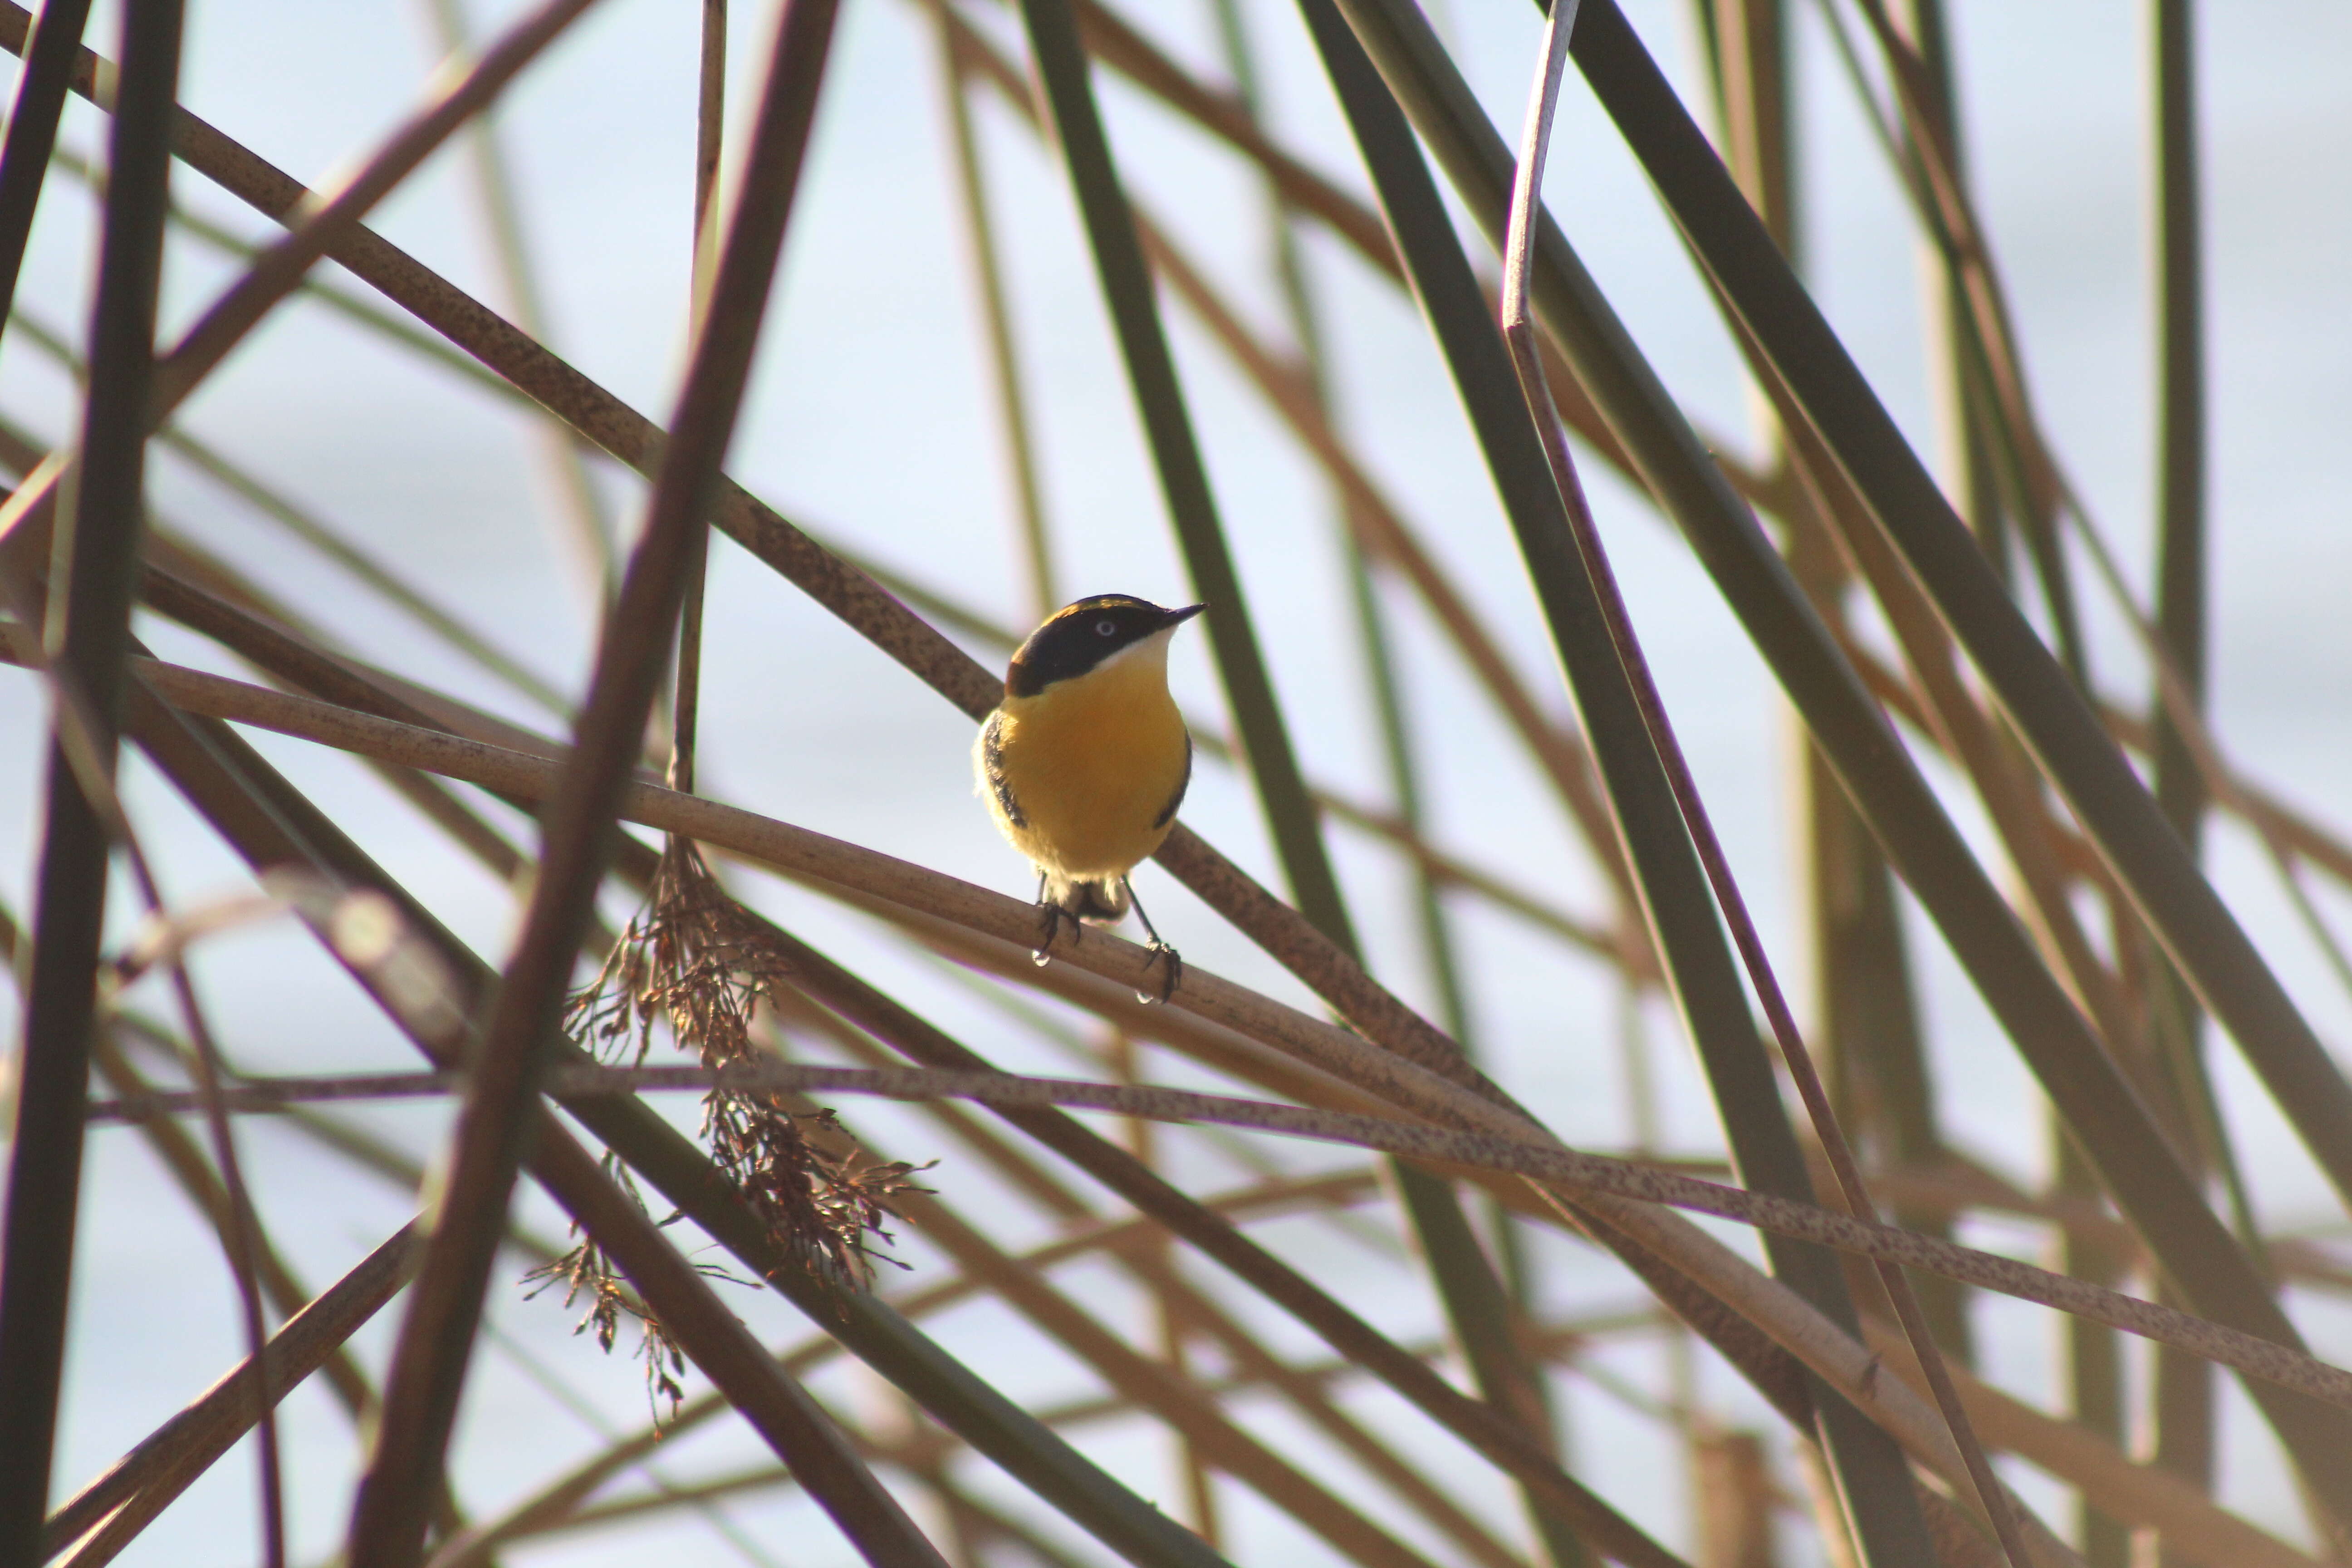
[567,836,925,1284]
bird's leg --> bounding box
[1032,872,1073,964]
[1123,876,1181,1003]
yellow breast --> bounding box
[975,647,1191,880]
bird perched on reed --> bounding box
[975,594,1204,1000]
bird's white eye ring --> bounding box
[1096,619,1117,636]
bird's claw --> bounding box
[1032,900,1079,965]
[1136,940,1182,1005]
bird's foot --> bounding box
[1032,899,1080,965]
[1137,940,1182,1005]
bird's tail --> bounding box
[1045,873,1130,924]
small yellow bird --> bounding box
[976,594,1204,998]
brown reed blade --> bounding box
[884,1186,1450,1568]
[430,1164,1407,1564]
[1065,15,1611,1543]
[665,0,725,794]
[1066,0,1396,270]
[344,2,844,1558]
[18,0,2352,1561]
[778,990,1529,1567]
[100,1054,2352,1420]
[1727,0,1972,1372]
[0,0,91,335]
[1499,10,2023,1561]
[40,142,535,407]
[1326,0,2352,1522]
[1856,1316,2319,1568]
[1298,1,1936,1555]
[94,658,1541,1129]
[526,1127,951,1567]
[40,1224,421,1566]
[0,2,183,1555]
[772,930,1688,1568]
[0,5,1525,1092]
[107,639,2065,1554]
[113,654,1235,1568]
[1578,0,2352,1313]
[2147,0,2219,1548]
[121,559,544,889]
[83,631,2344,1476]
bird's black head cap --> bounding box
[1006,594,1204,697]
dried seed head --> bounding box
[523,1229,691,1424]
[559,838,927,1303]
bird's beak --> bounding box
[1163,603,1207,628]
